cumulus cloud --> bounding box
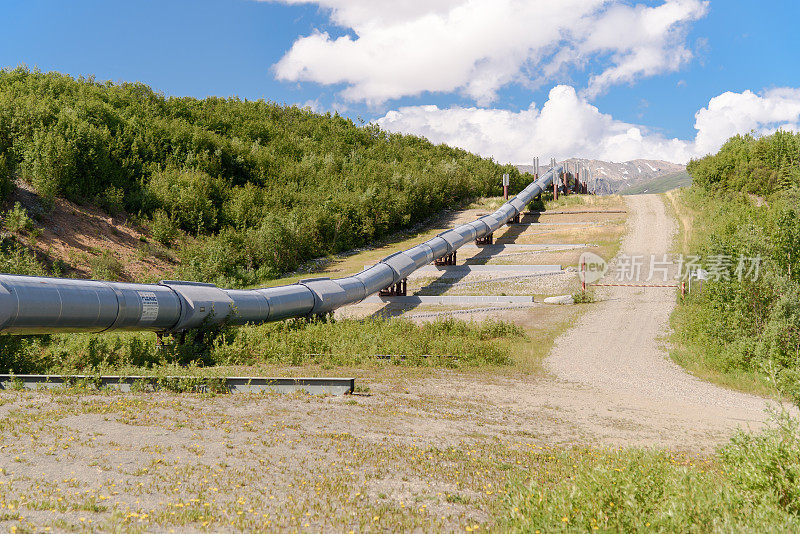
[269,0,708,104]
[693,88,800,155]
[375,86,800,164]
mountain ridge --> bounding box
[516,158,686,194]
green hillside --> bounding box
[0,67,525,287]
[619,170,691,195]
[675,130,800,401]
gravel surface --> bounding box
[547,194,778,432]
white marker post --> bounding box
[502,173,510,199]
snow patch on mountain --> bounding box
[516,158,686,194]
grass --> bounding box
[669,301,778,398]
[664,188,695,255]
[0,316,528,375]
[502,410,800,533]
[543,193,625,212]
[618,170,692,195]
[665,188,781,399]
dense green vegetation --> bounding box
[0,67,526,287]
[674,131,800,400]
[503,411,800,532]
[619,170,691,195]
[0,317,524,374]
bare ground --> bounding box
[7,181,178,282]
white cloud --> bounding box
[580,0,708,97]
[375,86,800,164]
[693,88,800,155]
[270,0,708,104]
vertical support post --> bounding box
[476,233,493,246]
[681,280,685,298]
[580,257,586,293]
[551,158,558,200]
[502,172,510,200]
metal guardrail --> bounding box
[0,375,355,395]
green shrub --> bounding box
[148,166,223,235]
[96,185,125,214]
[0,66,527,287]
[3,202,33,233]
[0,237,48,276]
[572,290,595,303]
[673,160,800,393]
[89,250,124,281]
[0,153,12,200]
[720,410,800,514]
[150,209,178,246]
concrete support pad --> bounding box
[507,222,602,227]
[459,243,593,251]
[526,210,627,215]
[413,264,562,275]
[363,295,535,305]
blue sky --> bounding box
[2,0,800,163]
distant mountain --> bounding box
[618,171,692,195]
[517,158,686,194]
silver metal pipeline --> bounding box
[0,166,561,335]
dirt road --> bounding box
[541,194,776,446]
[547,194,770,412]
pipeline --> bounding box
[0,166,561,335]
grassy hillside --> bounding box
[672,130,800,401]
[0,67,526,287]
[619,170,691,195]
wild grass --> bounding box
[502,410,800,533]
[544,193,624,212]
[0,317,526,375]
[89,250,125,281]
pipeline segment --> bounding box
[0,166,561,335]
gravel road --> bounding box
[546,194,776,438]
